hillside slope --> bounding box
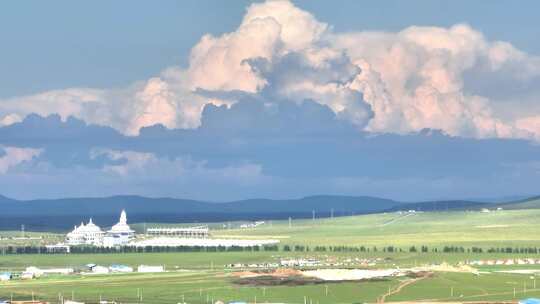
[0,194,512,230]
[0,195,400,216]
[497,196,540,210]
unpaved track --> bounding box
[379,273,430,303]
[380,213,415,227]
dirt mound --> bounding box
[273,268,302,277]
[233,275,325,286]
[232,271,259,278]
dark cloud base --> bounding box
[1,100,539,201]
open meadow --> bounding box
[3,209,540,303]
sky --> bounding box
[0,0,539,201]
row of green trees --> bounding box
[2,244,540,255]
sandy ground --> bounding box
[475,225,510,228]
[302,268,401,281]
[412,263,479,274]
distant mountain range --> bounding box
[0,194,536,231]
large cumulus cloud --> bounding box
[1,0,539,140]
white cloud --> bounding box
[91,148,264,184]
[0,0,539,141]
[0,146,42,174]
[334,24,540,139]
[0,113,22,126]
[0,88,104,124]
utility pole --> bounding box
[331,208,334,220]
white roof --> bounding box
[68,218,103,235]
[107,210,134,233]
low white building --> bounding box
[21,272,36,279]
[46,244,71,253]
[91,265,109,274]
[109,264,133,273]
[146,226,209,238]
[25,266,73,276]
[137,265,164,273]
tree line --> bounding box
[2,244,540,255]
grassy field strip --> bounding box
[210,234,291,239]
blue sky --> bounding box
[0,0,539,201]
[1,0,539,97]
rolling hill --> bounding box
[496,195,540,210]
[0,194,495,231]
[0,195,399,216]
[3,193,540,231]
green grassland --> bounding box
[3,209,540,303]
[215,209,540,247]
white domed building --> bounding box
[66,218,105,246]
[103,210,135,247]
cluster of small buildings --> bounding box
[239,221,265,229]
[86,264,164,274]
[51,209,279,251]
[0,267,74,280]
[468,258,540,266]
[280,257,382,268]
[66,210,135,247]
[0,264,165,281]
[62,210,226,249]
[480,207,504,213]
[227,257,382,269]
